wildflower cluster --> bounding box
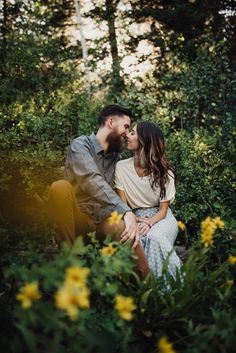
[100,243,116,256]
[157,336,176,353]
[55,266,90,320]
[177,221,186,231]
[108,211,122,225]
[114,294,136,321]
[16,282,41,309]
[228,255,236,265]
[201,216,224,247]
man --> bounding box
[48,104,149,278]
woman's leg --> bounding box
[136,208,181,279]
[146,208,181,278]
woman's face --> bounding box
[127,125,139,151]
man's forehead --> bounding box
[114,114,131,126]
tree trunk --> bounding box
[0,0,7,70]
[105,0,124,94]
[73,0,91,99]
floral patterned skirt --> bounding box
[134,207,182,279]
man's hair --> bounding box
[98,104,132,126]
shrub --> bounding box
[2,221,236,353]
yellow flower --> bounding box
[55,285,90,321]
[65,266,90,288]
[108,211,122,225]
[100,243,116,257]
[201,227,215,247]
[114,294,136,321]
[201,217,217,232]
[228,255,236,265]
[201,217,217,247]
[157,336,176,353]
[213,217,225,229]
[16,282,41,309]
[75,287,90,309]
[177,221,186,231]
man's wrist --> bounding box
[122,210,132,219]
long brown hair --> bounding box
[136,122,176,198]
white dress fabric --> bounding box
[134,207,181,279]
[114,157,182,279]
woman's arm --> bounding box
[148,200,170,226]
[137,201,170,235]
[115,189,128,204]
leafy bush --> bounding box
[2,221,236,353]
[166,128,235,236]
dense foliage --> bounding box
[0,1,235,352]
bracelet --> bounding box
[143,219,152,228]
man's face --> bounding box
[106,115,131,153]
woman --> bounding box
[114,122,182,279]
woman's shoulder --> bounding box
[116,157,133,168]
[116,157,134,166]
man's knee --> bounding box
[96,219,125,240]
[49,180,73,195]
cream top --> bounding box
[114,157,175,209]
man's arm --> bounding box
[66,141,130,218]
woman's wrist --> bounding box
[143,219,152,228]
[148,218,156,228]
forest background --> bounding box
[0,1,236,353]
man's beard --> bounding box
[106,131,124,153]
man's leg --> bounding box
[47,180,95,246]
[96,218,149,279]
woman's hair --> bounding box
[136,122,176,198]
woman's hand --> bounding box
[137,220,151,236]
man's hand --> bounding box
[120,211,140,248]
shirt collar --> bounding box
[89,133,104,154]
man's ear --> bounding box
[107,117,113,129]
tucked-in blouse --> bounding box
[114,157,175,209]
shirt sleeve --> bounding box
[65,140,130,218]
[160,170,176,204]
[114,162,125,191]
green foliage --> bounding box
[156,45,236,132]
[0,2,235,352]
[0,0,77,104]
[0,88,100,152]
[2,227,236,353]
[166,128,235,231]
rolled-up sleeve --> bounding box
[66,140,130,220]
[160,170,176,204]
